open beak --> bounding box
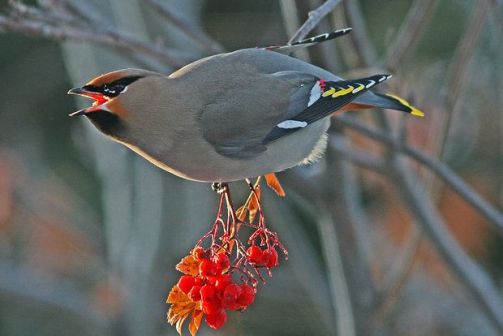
[68,87,109,117]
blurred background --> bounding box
[1,0,502,335]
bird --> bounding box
[68,28,423,183]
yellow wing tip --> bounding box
[385,93,425,118]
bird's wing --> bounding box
[200,71,390,158]
[200,70,316,158]
[263,74,391,143]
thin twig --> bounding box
[323,128,376,335]
[328,136,387,173]
[279,0,311,61]
[316,213,357,336]
[342,0,377,66]
[372,227,423,327]
[384,0,439,71]
[288,0,342,43]
[144,0,224,54]
[0,2,186,68]
[439,1,490,158]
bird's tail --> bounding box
[352,91,424,117]
[265,28,352,53]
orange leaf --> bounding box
[176,255,200,276]
[189,310,204,336]
[167,285,190,304]
[236,205,248,222]
[167,286,200,335]
[176,313,189,335]
[265,173,285,197]
[248,186,261,223]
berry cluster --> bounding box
[246,245,279,268]
[167,178,287,335]
[177,248,256,330]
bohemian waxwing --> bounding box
[68,28,423,183]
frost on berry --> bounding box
[166,176,288,335]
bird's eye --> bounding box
[113,84,126,93]
[102,84,126,97]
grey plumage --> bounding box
[69,36,423,183]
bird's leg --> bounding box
[211,182,226,194]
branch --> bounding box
[278,0,311,61]
[316,214,357,336]
[144,0,224,54]
[328,136,387,174]
[370,108,503,332]
[389,154,503,333]
[0,2,186,69]
[384,0,439,71]
[336,115,503,237]
[342,0,377,66]
[372,227,423,327]
[439,1,490,157]
[288,0,342,43]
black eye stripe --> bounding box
[83,76,143,97]
[108,76,143,88]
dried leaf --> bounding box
[189,310,204,336]
[176,313,189,335]
[167,286,200,335]
[176,255,200,276]
[265,173,285,197]
[248,186,261,223]
[167,286,189,304]
[236,205,248,222]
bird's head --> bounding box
[68,68,167,140]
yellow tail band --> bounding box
[385,93,425,117]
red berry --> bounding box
[215,274,233,292]
[237,284,255,308]
[214,252,231,273]
[188,285,201,301]
[263,247,279,268]
[200,285,217,302]
[246,245,264,265]
[222,284,242,310]
[205,309,227,330]
[177,275,195,294]
[200,259,218,277]
[202,301,221,315]
[194,277,204,287]
[192,246,206,260]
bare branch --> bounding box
[384,0,439,71]
[279,0,311,61]
[342,0,377,66]
[316,214,357,336]
[390,154,503,333]
[0,2,186,69]
[336,115,503,237]
[439,1,490,157]
[144,0,224,54]
[288,0,342,43]
[372,228,423,327]
[328,136,387,173]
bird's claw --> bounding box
[211,182,227,194]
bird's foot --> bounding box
[211,182,227,194]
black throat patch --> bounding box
[86,110,125,138]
